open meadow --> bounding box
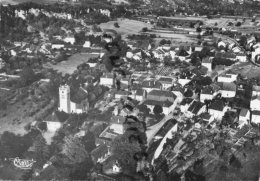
[44,53,99,75]
[99,18,154,38]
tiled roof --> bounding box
[71,87,88,104]
[158,77,173,83]
[187,101,205,115]
[209,100,225,111]
[142,80,162,89]
[253,85,260,92]
[136,89,146,96]
[222,82,236,91]
[252,111,260,116]
[143,100,173,107]
[200,112,212,121]
[201,86,214,95]
[239,108,249,117]
[180,98,193,105]
[148,90,177,100]
[91,144,109,162]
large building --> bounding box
[58,84,89,114]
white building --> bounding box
[238,108,250,129]
[252,85,260,97]
[58,85,89,114]
[51,44,65,49]
[158,77,173,90]
[252,111,260,125]
[220,82,236,98]
[201,57,213,72]
[200,86,219,103]
[236,53,247,62]
[218,73,237,83]
[64,37,75,45]
[208,100,228,121]
[250,96,260,111]
[83,41,91,48]
[100,73,114,88]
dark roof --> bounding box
[187,101,205,115]
[143,100,173,107]
[142,80,162,89]
[222,82,236,91]
[239,108,249,117]
[91,144,109,162]
[209,100,225,111]
[71,87,88,104]
[215,52,236,59]
[252,111,260,116]
[202,57,212,63]
[148,90,177,100]
[201,86,214,95]
[180,98,193,105]
[158,77,173,83]
[200,112,212,121]
[136,89,146,96]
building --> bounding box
[186,100,206,118]
[220,82,236,98]
[180,98,193,113]
[0,58,5,69]
[83,41,91,48]
[143,100,175,115]
[238,108,250,129]
[44,111,68,132]
[58,85,89,114]
[158,77,173,90]
[141,80,162,93]
[252,111,260,125]
[64,37,75,45]
[208,100,228,120]
[100,73,114,88]
[252,85,260,97]
[200,85,219,103]
[217,73,237,83]
[91,144,111,163]
[147,90,177,102]
[201,57,213,72]
[250,96,260,111]
[132,89,147,102]
[236,53,247,62]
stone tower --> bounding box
[58,84,71,113]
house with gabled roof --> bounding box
[171,85,184,103]
[158,77,173,90]
[100,73,114,88]
[236,53,247,62]
[238,108,250,129]
[200,85,219,103]
[141,80,162,93]
[143,100,175,115]
[132,89,147,102]
[201,57,213,72]
[219,82,237,98]
[91,144,111,163]
[186,100,206,118]
[180,98,193,113]
[44,111,69,132]
[252,111,260,125]
[217,73,237,83]
[147,90,177,102]
[208,100,229,120]
[252,85,260,97]
[250,96,260,111]
[199,112,214,124]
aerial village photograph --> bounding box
[1,0,260,180]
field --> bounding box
[99,18,154,38]
[44,53,99,75]
[1,0,59,5]
[231,62,260,79]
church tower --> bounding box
[58,84,71,113]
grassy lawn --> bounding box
[44,53,99,75]
[0,163,25,180]
[99,18,154,38]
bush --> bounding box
[114,22,120,28]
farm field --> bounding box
[99,18,154,38]
[44,53,99,75]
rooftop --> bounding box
[148,90,177,100]
[209,100,225,111]
[187,101,205,115]
[239,108,249,117]
[143,99,173,108]
[142,80,162,89]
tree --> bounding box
[111,133,141,171]
[69,158,93,180]
[235,22,242,27]
[30,134,50,165]
[19,67,36,87]
[38,121,47,131]
[142,27,148,32]
[153,105,163,115]
[114,22,120,28]
[61,135,88,164]
[137,104,150,115]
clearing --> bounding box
[43,53,99,75]
[99,18,154,38]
